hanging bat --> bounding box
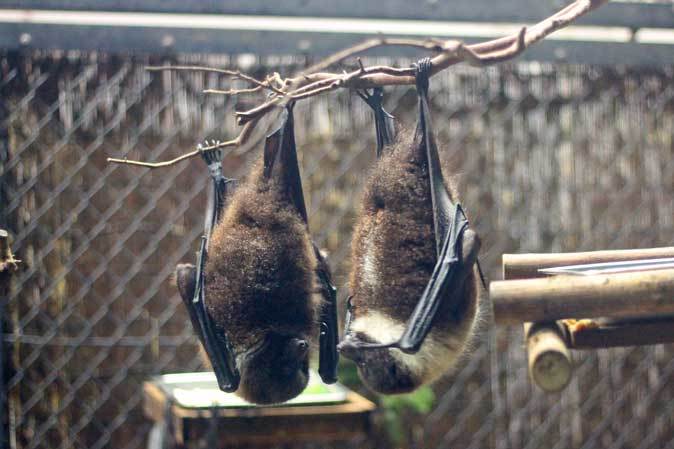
[339,59,485,394]
[176,104,338,404]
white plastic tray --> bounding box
[154,371,348,408]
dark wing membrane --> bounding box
[314,244,339,384]
[357,88,396,158]
[193,237,240,392]
[396,205,479,353]
[395,58,478,354]
[415,61,453,256]
[177,147,240,392]
[263,104,308,224]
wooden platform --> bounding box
[492,246,674,393]
[143,375,376,448]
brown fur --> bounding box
[350,130,477,332]
[347,129,480,394]
[203,159,319,403]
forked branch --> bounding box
[107,0,608,169]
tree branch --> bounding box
[234,0,608,124]
[108,0,608,168]
[299,36,446,76]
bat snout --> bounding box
[287,338,309,359]
[337,336,372,365]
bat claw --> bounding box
[198,139,224,166]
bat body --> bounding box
[203,160,319,404]
[176,107,335,404]
[345,133,481,394]
[340,62,484,394]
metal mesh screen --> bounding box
[1,50,673,449]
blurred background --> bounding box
[1,1,673,448]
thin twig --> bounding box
[204,86,264,95]
[147,65,285,95]
[107,118,259,168]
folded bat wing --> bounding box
[265,104,339,384]
[179,147,240,393]
[395,59,480,353]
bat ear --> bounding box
[461,228,481,270]
[175,263,197,303]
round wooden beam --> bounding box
[525,322,572,393]
[491,268,674,325]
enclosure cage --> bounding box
[1,1,673,448]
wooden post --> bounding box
[491,268,674,325]
[524,322,572,393]
[502,247,674,280]
[0,229,18,449]
[0,230,18,275]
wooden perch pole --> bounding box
[565,318,674,349]
[502,247,674,280]
[525,322,572,393]
[491,268,674,325]
[504,248,674,393]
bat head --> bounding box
[237,333,310,404]
[175,264,311,404]
[338,335,421,394]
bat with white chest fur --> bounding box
[339,59,486,394]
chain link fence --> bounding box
[1,49,673,449]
